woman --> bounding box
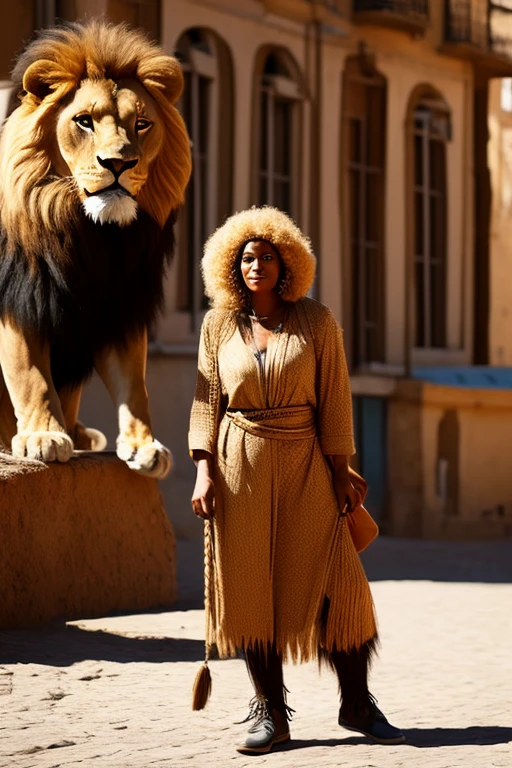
[189,207,403,754]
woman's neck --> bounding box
[250,293,284,319]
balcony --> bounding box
[352,0,429,35]
[442,0,512,77]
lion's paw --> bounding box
[117,439,173,479]
[12,431,74,462]
[71,422,108,451]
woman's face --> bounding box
[240,240,281,295]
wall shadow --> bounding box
[175,536,512,612]
[0,624,206,667]
[360,537,512,583]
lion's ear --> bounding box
[137,56,184,104]
[23,59,75,101]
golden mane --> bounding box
[0,20,191,259]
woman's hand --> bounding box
[333,477,360,514]
[327,454,361,513]
[191,451,215,519]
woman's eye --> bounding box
[135,117,152,133]
[262,254,274,261]
[73,114,93,131]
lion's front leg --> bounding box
[60,385,107,452]
[94,331,172,479]
[0,319,73,462]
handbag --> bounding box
[344,467,379,553]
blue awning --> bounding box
[412,366,512,389]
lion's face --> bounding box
[55,78,165,226]
[0,20,191,254]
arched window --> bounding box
[252,47,304,219]
[175,28,233,328]
[409,88,451,349]
[342,53,387,369]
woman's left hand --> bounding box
[333,477,360,514]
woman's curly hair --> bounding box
[201,206,316,310]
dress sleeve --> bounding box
[315,308,356,456]
[188,311,222,456]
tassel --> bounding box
[192,661,212,711]
[192,519,215,710]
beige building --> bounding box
[2,1,512,540]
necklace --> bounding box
[249,308,284,334]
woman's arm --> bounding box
[314,308,356,457]
[327,454,360,513]
[189,313,222,519]
[191,449,215,519]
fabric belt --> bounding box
[225,404,316,441]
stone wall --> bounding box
[0,452,177,629]
[388,380,512,540]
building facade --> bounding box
[1,0,512,539]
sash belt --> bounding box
[225,404,316,441]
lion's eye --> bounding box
[135,117,152,133]
[73,114,94,131]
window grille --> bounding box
[412,100,450,349]
[345,63,387,366]
[256,52,303,220]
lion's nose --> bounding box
[97,157,138,176]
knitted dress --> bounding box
[189,296,377,661]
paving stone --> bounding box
[1,537,511,767]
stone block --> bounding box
[0,452,176,628]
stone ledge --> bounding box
[0,452,176,629]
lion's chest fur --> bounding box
[0,211,174,390]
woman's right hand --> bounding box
[191,452,216,519]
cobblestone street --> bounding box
[1,537,511,768]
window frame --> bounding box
[341,56,387,371]
[411,97,450,350]
[156,28,233,344]
[251,47,305,222]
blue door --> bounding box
[353,396,387,524]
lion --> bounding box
[0,20,191,478]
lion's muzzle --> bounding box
[83,188,138,227]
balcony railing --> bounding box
[353,0,428,13]
[444,0,512,65]
[353,1,429,34]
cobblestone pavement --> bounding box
[1,537,511,768]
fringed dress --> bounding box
[189,297,377,662]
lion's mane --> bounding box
[0,21,191,391]
[0,20,190,261]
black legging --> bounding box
[245,639,376,714]
[245,642,287,712]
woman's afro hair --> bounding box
[201,206,316,309]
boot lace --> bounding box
[236,695,273,731]
[236,694,295,729]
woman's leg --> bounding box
[329,642,374,718]
[236,642,291,754]
[245,642,287,712]
[327,641,404,744]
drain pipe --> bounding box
[35,0,56,28]
[306,15,322,299]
